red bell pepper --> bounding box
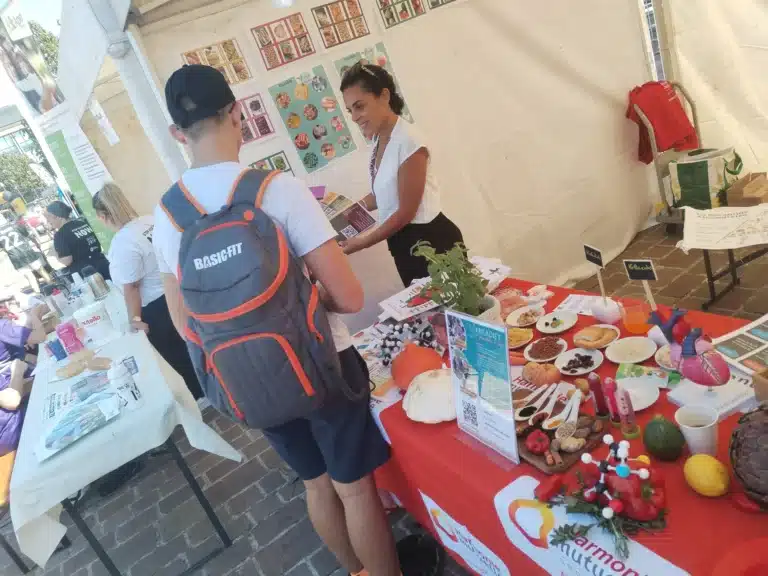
[535,475,563,502]
[605,466,666,522]
[525,430,550,455]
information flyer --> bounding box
[334,42,413,124]
[446,310,519,464]
[269,66,357,173]
[714,312,768,374]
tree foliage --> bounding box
[29,21,58,78]
[0,152,46,203]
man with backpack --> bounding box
[153,64,400,576]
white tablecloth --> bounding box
[10,327,241,567]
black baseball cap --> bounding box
[165,65,236,129]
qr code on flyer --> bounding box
[461,399,478,428]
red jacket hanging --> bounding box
[626,81,699,164]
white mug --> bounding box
[675,405,719,456]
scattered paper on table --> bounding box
[713,312,768,375]
[553,293,600,316]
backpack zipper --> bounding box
[306,284,324,343]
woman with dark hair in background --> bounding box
[340,62,464,286]
[45,201,111,281]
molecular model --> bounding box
[580,435,650,519]
[379,321,438,366]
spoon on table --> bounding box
[527,382,567,426]
[552,391,584,440]
[513,383,550,409]
[542,389,580,431]
[514,383,558,422]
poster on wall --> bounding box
[238,93,275,144]
[269,66,357,174]
[334,42,413,124]
[311,1,370,49]
[182,39,251,84]
[376,0,426,29]
[251,13,315,71]
[250,151,294,176]
[44,125,114,249]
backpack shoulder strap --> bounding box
[160,179,207,232]
[227,169,283,209]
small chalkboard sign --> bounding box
[584,245,603,268]
[623,259,657,281]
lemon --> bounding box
[683,454,730,497]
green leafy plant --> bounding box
[411,241,488,316]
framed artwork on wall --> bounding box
[182,39,251,84]
[251,13,316,71]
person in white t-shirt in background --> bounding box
[339,63,464,287]
[153,65,400,576]
[92,183,203,400]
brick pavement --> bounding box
[2,224,764,576]
[572,224,767,319]
[0,407,470,576]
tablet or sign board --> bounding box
[584,245,603,268]
[623,259,657,281]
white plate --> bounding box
[573,324,621,349]
[536,311,578,334]
[555,348,604,376]
[524,337,568,363]
[654,344,677,371]
[506,305,545,328]
[507,328,534,350]
[605,337,657,364]
[616,377,661,411]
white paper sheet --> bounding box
[679,205,768,252]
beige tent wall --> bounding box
[135,0,652,328]
[660,0,768,171]
[80,60,171,217]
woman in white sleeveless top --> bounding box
[340,63,463,286]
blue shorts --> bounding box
[263,347,390,484]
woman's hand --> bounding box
[341,236,365,255]
[130,320,150,334]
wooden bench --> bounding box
[0,450,30,574]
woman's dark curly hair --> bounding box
[340,62,405,116]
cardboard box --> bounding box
[727,173,768,207]
[752,367,768,403]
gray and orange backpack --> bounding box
[160,169,357,429]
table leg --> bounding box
[0,533,30,574]
[164,438,232,547]
[61,499,121,576]
[728,249,739,285]
[702,250,715,310]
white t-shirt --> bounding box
[371,117,441,225]
[152,163,352,351]
[107,215,165,307]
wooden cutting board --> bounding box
[513,385,607,475]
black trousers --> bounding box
[387,212,464,287]
[143,295,204,400]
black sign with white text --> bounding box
[623,259,657,281]
[584,245,604,268]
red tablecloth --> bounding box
[375,280,768,576]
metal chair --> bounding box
[633,81,701,228]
